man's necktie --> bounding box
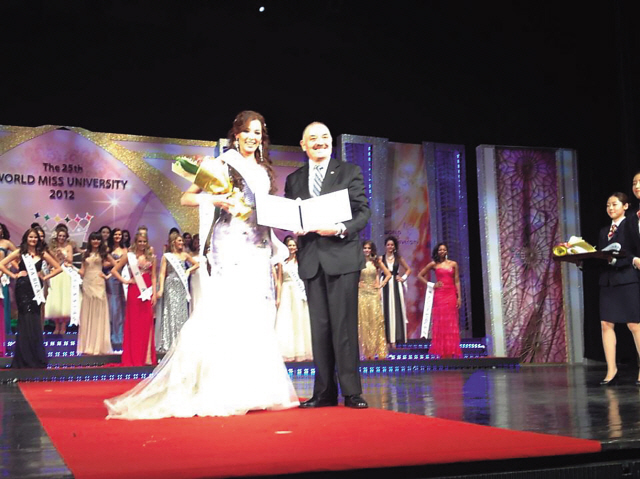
[312,165,323,197]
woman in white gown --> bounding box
[105,111,299,419]
[275,236,313,361]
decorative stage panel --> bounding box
[385,143,431,339]
[0,126,307,252]
[424,142,472,338]
[338,134,389,247]
[477,146,581,363]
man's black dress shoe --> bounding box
[344,394,368,409]
[600,375,618,386]
[299,396,338,408]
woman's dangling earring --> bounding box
[234,139,239,150]
[258,143,263,161]
[445,254,448,260]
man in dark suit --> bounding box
[284,122,371,408]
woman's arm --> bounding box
[151,256,157,307]
[378,258,392,289]
[397,256,412,283]
[3,240,17,252]
[101,254,116,279]
[64,244,74,265]
[157,255,167,298]
[274,264,283,309]
[42,252,62,281]
[183,253,200,274]
[0,249,22,278]
[110,254,131,284]
[417,262,435,285]
[180,176,236,211]
[453,261,462,309]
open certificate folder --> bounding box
[255,189,352,232]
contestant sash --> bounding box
[164,253,191,302]
[286,261,307,302]
[121,265,130,299]
[420,281,435,339]
[22,254,46,305]
[199,150,289,267]
[0,273,9,299]
[62,264,83,326]
[127,252,152,301]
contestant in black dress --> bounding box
[598,193,640,385]
[0,228,62,368]
[381,236,411,346]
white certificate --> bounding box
[256,189,352,232]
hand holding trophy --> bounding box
[172,156,252,220]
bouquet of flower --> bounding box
[172,156,252,219]
[552,236,596,256]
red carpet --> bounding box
[20,381,601,479]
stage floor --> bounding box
[3,362,639,478]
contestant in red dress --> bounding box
[110,232,157,367]
[417,243,462,359]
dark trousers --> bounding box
[306,265,362,398]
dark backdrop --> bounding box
[2,0,639,360]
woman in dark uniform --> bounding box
[598,192,640,385]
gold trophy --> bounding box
[172,156,252,220]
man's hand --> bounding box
[312,227,340,237]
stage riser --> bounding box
[255,456,640,479]
[0,357,519,382]
[2,335,488,357]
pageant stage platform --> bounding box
[0,333,517,382]
[2,334,640,478]
[3,362,640,479]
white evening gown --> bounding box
[105,151,299,419]
[275,259,313,361]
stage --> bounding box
[2,357,640,478]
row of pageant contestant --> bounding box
[0,223,198,363]
[357,239,463,361]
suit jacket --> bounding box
[598,217,638,287]
[284,158,371,279]
[625,208,640,257]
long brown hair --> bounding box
[227,110,276,194]
[363,240,379,263]
[19,228,46,256]
[84,232,109,261]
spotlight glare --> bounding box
[259,6,265,12]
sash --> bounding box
[0,272,8,300]
[22,254,46,305]
[122,265,130,299]
[127,252,153,301]
[285,260,307,302]
[201,150,289,267]
[63,264,83,326]
[164,253,191,302]
[420,281,435,339]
